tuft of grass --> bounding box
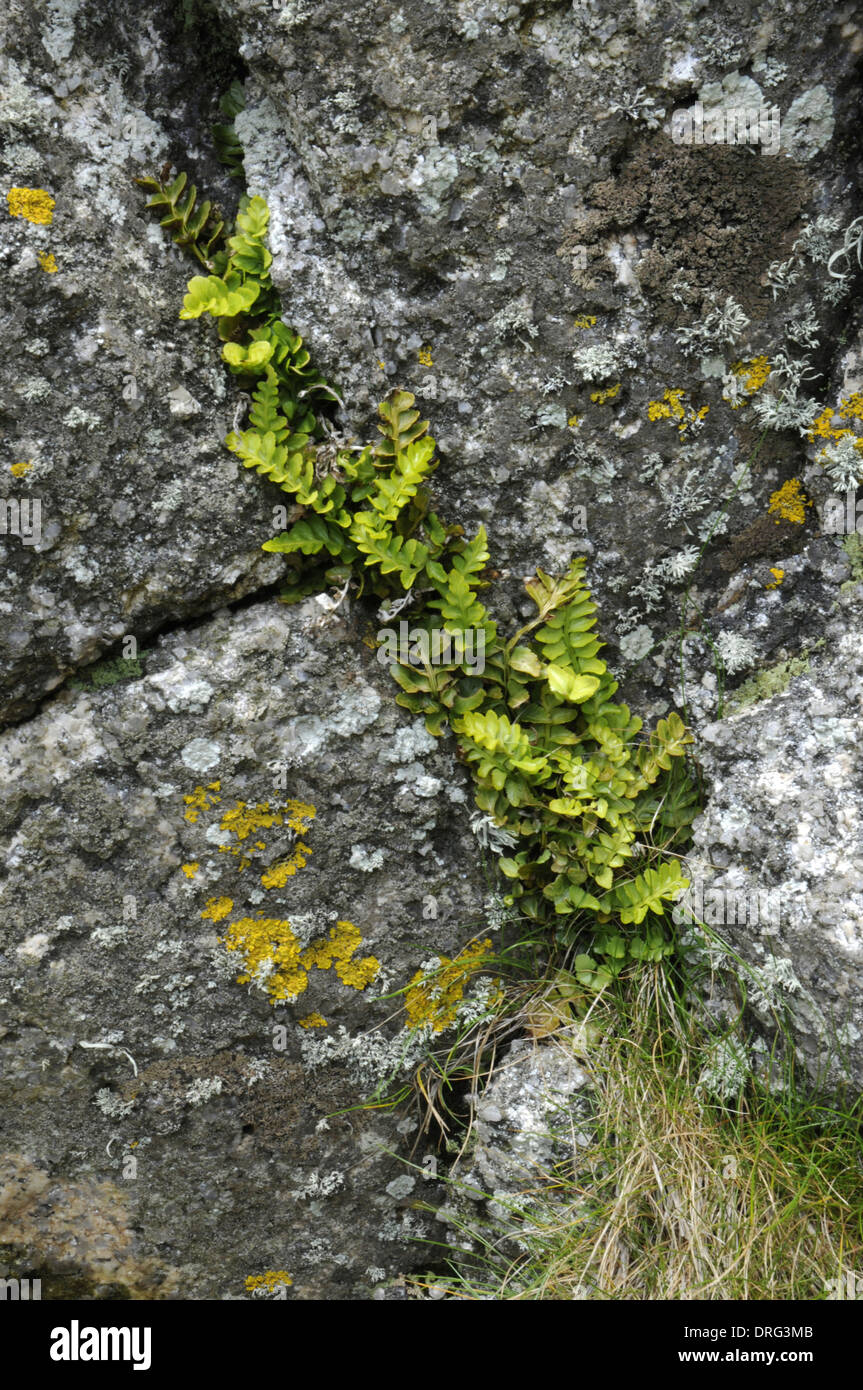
[414,958,863,1301]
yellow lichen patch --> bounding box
[222,916,310,1001]
[766,567,785,590]
[730,356,770,400]
[418,346,433,366]
[405,938,496,1033]
[37,250,58,273]
[808,396,863,460]
[573,314,597,329]
[245,1270,293,1293]
[590,381,621,405]
[220,800,285,842]
[298,1012,328,1029]
[183,784,221,823]
[648,388,684,422]
[7,187,55,224]
[201,896,233,922]
[222,916,379,1003]
[260,842,312,889]
[181,862,199,879]
[567,415,580,429]
[301,920,380,991]
[285,799,316,835]
[10,461,32,477]
[219,798,317,872]
[648,388,708,435]
[838,391,863,421]
[768,478,812,526]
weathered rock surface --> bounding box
[3,0,863,1300]
[682,583,863,1094]
[0,0,284,723]
[0,595,490,1297]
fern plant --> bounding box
[135,170,225,268]
[213,80,246,179]
[139,177,697,981]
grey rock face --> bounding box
[2,0,863,1299]
[682,584,863,1093]
[0,0,284,722]
[222,0,862,690]
[0,596,488,1297]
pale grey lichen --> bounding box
[290,1169,345,1201]
[715,631,758,675]
[62,406,102,431]
[608,86,665,129]
[751,387,819,434]
[470,810,518,853]
[696,1036,750,1101]
[618,624,654,662]
[781,85,835,161]
[675,295,749,356]
[658,546,701,583]
[94,1087,136,1119]
[786,303,821,350]
[185,1077,223,1106]
[820,435,863,490]
[572,342,625,381]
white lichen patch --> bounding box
[180,738,221,772]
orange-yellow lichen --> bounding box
[807,395,863,460]
[220,801,285,841]
[573,314,597,329]
[418,346,433,366]
[648,388,708,434]
[221,916,379,1003]
[7,187,55,224]
[730,356,770,402]
[201,896,234,923]
[567,414,580,428]
[260,842,312,889]
[183,783,221,823]
[405,938,496,1033]
[766,567,785,590]
[300,920,381,990]
[37,250,58,272]
[298,1012,328,1029]
[181,862,199,879]
[767,478,811,526]
[590,381,620,405]
[223,917,309,1000]
[218,797,317,871]
[838,391,863,421]
[10,461,32,477]
[245,1271,293,1293]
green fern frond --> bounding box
[142,173,701,972]
[349,514,429,587]
[249,368,288,440]
[606,861,689,925]
[135,170,225,267]
[180,272,260,320]
[366,436,437,522]
[263,515,356,560]
[374,389,429,460]
[213,80,246,178]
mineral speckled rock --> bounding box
[0,0,284,722]
[219,0,863,692]
[0,597,487,1298]
[2,0,863,1301]
[682,584,863,1093]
